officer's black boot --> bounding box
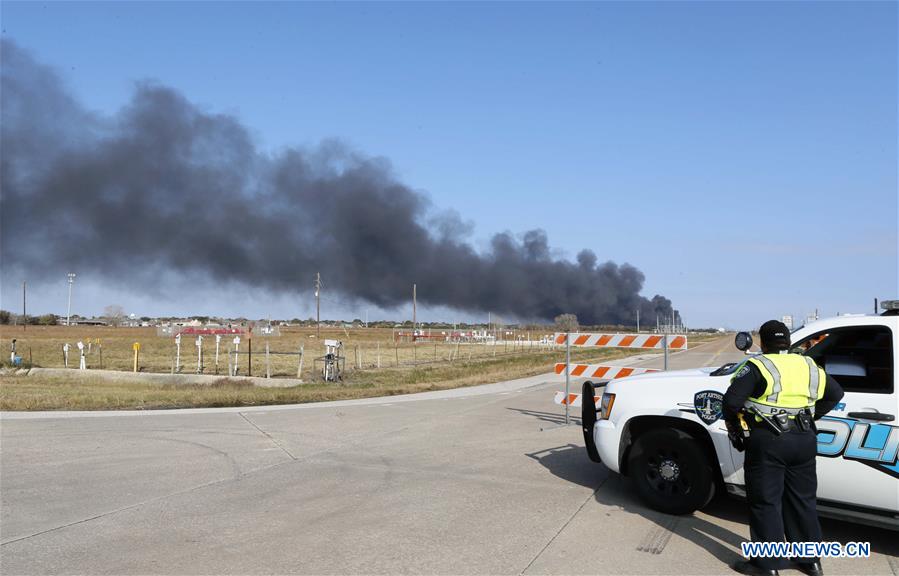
[792,560,823,576]
[730,560,780,576]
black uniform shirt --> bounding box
[723,356,845,426]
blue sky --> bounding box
[1,1,896,328]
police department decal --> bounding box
[693,390,724,425]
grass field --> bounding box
[0,325,718,411]
[0,325,564,377]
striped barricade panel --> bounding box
[554,332,687,350]
[554,363,660,379]
[553,391,599,407]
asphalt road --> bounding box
[2,336,897,575]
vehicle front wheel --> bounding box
[628,428,715,515]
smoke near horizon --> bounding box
[1,39,677,325]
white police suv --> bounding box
[580,301,899,530]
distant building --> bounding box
[72,319,108,326]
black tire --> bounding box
[628,428,715,515]
[581,381,602,463]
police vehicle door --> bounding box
[792,324,898,512]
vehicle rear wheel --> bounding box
[629,428,714,515]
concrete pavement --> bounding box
[2,336,897,574]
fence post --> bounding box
[265,341,271,379]
[395,341,399,366]
[228,345,233,377]
[297,344,305,379]
[175,335,182,373]
[196,336,203,374]
[214,335,221,375]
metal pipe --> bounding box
[565,332,571,425]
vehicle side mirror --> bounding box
[734,331,753,352]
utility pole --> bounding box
[315,272,321,338]
[66,273,76,326]
[412,283,417,334]
[636,309,640,333]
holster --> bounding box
[796,411,817,433]
[747,407,784,436]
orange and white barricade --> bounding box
[554,363,660,379]
[554,333,687,350]
[554,332,686,421]
[553,391,600,407]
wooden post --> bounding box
[132,342,140,372]
[395,341,400,366]
[297,344,305,379]
[214,335,221,375]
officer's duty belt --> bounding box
[744,401,814,417]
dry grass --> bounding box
[0,325,719,411]
[1,346,634,411]
[0,325,564,378]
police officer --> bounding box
[724,320,844,576]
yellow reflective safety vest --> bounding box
[744,353,826,415]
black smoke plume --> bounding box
[1,40,675,325]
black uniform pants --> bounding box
[744,427,822,570]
